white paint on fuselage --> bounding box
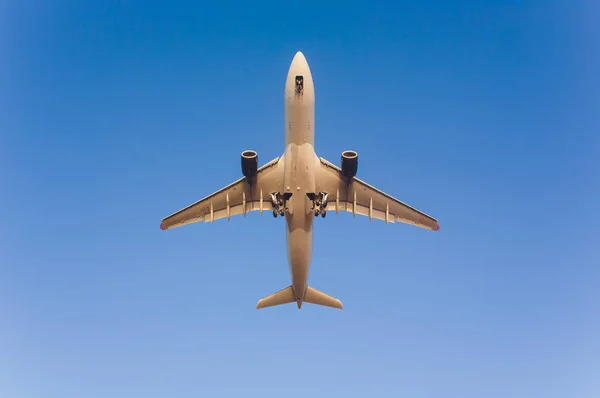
[283,51,317,306]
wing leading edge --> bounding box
[160,156,285,230]
[315,157,440,231]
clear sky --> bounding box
[1,1,599,397]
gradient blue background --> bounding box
[2,1,599,397]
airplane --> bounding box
[159,51,440,310]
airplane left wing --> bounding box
[160,156,284,230]
[315,157,440,231]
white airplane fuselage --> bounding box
[283,52,316,308]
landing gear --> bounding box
[307,192,329,218]
[295,75,304,95]
[270,192,291,217]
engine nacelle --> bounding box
[241,150,258,179]
[341,150,358,179]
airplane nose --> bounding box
[286,51,313,99]
[291,51,308,68]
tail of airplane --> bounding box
[256,285,343,310]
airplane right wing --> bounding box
[315,156,440,231]
[160,156,285,230]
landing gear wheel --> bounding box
[279,209,285,216]
[321,210,326,218]
[273,210,278,218]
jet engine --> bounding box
[341,150,358,179]
[241,150,258,179]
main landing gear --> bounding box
[271,192,292,218]
[307,192,329,218]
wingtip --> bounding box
[434,222,440,231]
[160,222,167,230]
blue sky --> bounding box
[1,0,599,397]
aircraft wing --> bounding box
[160,156,284,230]
[315,157,440,231]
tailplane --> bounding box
[304,286,343,309]
[256,285,296,309]
[256,285,343,310]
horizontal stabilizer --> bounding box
[256,285,343,310]
[304,286,343,309]
[256,285,295,309]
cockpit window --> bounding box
[295,75,304,95]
